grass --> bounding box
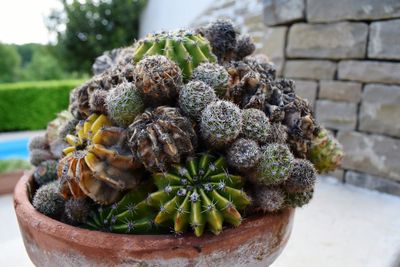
[0,158,31,174]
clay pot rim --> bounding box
[14,171,294,252]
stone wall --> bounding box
[192,0,400,196]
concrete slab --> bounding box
[0,177,399,266]
[272,178,400,267]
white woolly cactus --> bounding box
[106,82,145,126]
[200,100,242,146]
[227,138,261,170]
[192,62,229,97]
[32,181,65,218]
[250,186,285,213]
[251,143,294,185]
[179,80,216,119]
[242,108,270,143]
[285,190,314,208]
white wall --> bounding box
[139,0,214,37]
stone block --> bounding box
[287,22,368,59]
[338,61,400,84]
[345,171,400,196]
[307,0,400,23]
[315,100,357,130]
[285,60,336,80]
[359,84,400,138]
[337,131,400,182]
[368,19,400,60]
[319,169,345,182]
[256,26,287,75]
[319,80,362,103]
[293,80,317,107]
[263,0,305,26]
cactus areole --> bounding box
[18,19,343,267]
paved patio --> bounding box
[1,177,399,267]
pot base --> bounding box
[14,172,294,267]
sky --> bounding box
[0,0,62,44]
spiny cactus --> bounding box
[179,80,216,119]
[105,82,145,126]
[235,34,255,60]
[134,55,183,105]
[89,89,108,114]
[133,30,217,78]
[250,144,294,185]
[59,113,144,204]
[64,198,93,224]
[242,108,270,143]
[250,186,285,213]
[307,128,343,173]
[147,154,251,236]
[33,160,58,186]
[191,62,229,97]
[227,138,261,171]
[86,186,157,234]
[30,149,54,166]
[33,181,65,218]
[265,123,288,144]
[285,190,314,208]
[200,100,242,147]
[28,135,49,151]
[285,159,316,193]
[59,118,79,139]
[203,19,237,62]
[128,106,197,172]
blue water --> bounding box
[0,138,29,160]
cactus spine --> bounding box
[133,31,217,78]
[147,154,251,237]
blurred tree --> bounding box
[47,0,147,73]
[21,47,67,81]
[0,43,21,83]
[15,43,43,67]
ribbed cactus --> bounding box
[133,30,217,78]
[307,128,343,173]
[86,185,157,234]
[146,154,251,237]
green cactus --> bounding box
[191,63,229,97]
[33,160,58,186]
[242,108,270,143]
[147,153,251,237]
[285,190,314,208]
[227,138,261,171]
[307,128,344,173]
[133,30,217,78]
[251,144,294,185]
[86,185,158,234]
[285,159,316,193]
[200,100,242,147]
[179,80,216,120]
[105,82,145,126]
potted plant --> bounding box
[14,19,343,267]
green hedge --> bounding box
[0,80,83,131]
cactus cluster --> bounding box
[29,19,343,237]
[147,154,250,236]
[133,30,217,78]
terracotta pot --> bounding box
[14,171,295,267]
[0,170,24,195]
